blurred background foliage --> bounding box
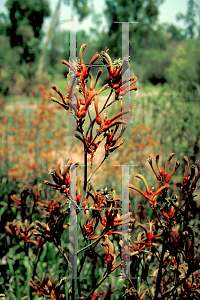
[0,0,199,202]
[0,0,200,95]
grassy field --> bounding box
[1,80,200,191]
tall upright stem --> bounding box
[77,144,88,227]
[72,141,88,298]
[71,131,88,300]
[154,241,165,299]
[84,269,110,300]
[84,144,88,193]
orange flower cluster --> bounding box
[29,275,66,300]
[51,44,138,169]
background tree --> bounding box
[194,0,200,37]
[5,0,51,63]
[36,0,61,77]
[176,0,197,39]
[71,0,92,22]
[166,37,200,97]
[99,0,165,84]
[0,12,9,35]
[162,23,186,42]
[37,0,92,76]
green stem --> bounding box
[85,88,113,144]
[32,244,44,278]
[71,143,88,300]
[77,229,108,255]
[84,269,111,300]
[101,88,113,112]
[55,241,72,269]
[84,145,88,192]
[77,145,88,228]
[71,230,78,300]
[157,268,194,299]
[87,157,106,183]
[154,240,166,299]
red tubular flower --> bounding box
[183,156,190,187]
[94,94,102,125]
[90,292,101,299]
[83,207,101,237]
[168,205,175,218]
[136,221,163,247]
[191,159,200,191]
[181,156,200,191]
[164,225,189,256]
[96,109,129,138]
[36,194,67,217]
[100,235,117,267]
[84,222,95,237]
[100,49,114,77]
[147,153,180,185]
[10,185,30,213]
[121,85,138,96]
[104,109,128,126]
[29,275,66,300]
[83,212,95,237]
[104,126,126,158]
[10,194,22,210]
[34,215,69,244]
[5,219,37,245]
[100,50,138,101]
[44,159,78,197]
[61,59,77,76]
[86,52,100,75]
[121,77,138,96]
[129,174,170,202]
[77,44,99,80]
[60,45,104,125]
[130,174,170,214]
[147,156,161,181]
